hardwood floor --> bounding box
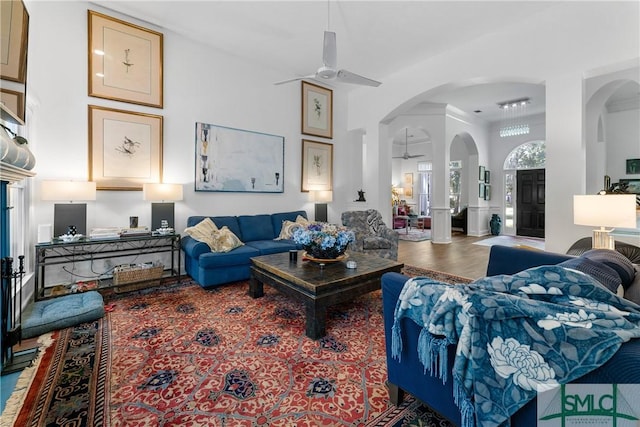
[397,232,491,279]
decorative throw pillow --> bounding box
[275,215,309,240]
[559,257,622,293]
[366,210,383,234]
[183,218,219,250]
[211,226,244,253]
[581,249,636,288]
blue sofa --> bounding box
[382,245,640,426]
[182,210,307,287]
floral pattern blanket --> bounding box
[391,265,640,427]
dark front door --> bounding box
[516,169,545,238]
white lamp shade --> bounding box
[310,190,333,203]
[573,194,637,229]
[41,180,96,201]
[143,183,184,201]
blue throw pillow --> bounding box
[582,249,636,288]
[559,257,621,293]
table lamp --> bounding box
[143,183,183,231]
[41,180,97,237]
[310,190,333,222]
[573,194,637,249]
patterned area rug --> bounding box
[6,266,470,426]
[397,228,431,242]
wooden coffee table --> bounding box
[249,251,403,339]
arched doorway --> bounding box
[585,78,640,195]
[503,141,546,236]
[391,125,432,216]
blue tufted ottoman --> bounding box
[21,291,105,339]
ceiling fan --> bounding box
[393,129,425,160]
[275,2,381,87]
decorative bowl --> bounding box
[302,252,348,264]
[59,234,83,242]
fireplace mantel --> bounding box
[0,161,36,184]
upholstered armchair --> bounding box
[451,207,468,234]
[392,204,409,229]
[341,209,399,260]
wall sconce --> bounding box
[310,190,333,222]
[573,194,637,249]
[143,183,183,231]
[41,180,97,237]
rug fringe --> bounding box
[0,333,54,427]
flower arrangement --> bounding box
[292,222,355,259]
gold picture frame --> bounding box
[89,105,163,191]
[0,0,29,83]
[405,187,413,198]
[88,10,163,108]
[0,88,25,122]
[301,81,333,139]
[301,139,333,192]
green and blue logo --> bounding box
[538,384,639,426]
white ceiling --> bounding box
[95,1,637,142]
[94,1,558,85]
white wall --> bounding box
[348,1,639,252]
[26,1,351,244]
[606,109,640,184]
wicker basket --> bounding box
[113,264,163,286]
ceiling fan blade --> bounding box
[274,75,316,85]
[408,154,425,158]
[336,69,381,87]
[323,31,337,69]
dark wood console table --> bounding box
[250,251,403,339]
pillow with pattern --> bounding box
[275,215,309,240]
[211,226,244,253]
[183,218,219,250]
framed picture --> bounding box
[485,170,491,184]
[479,165,485,181]
[479,183,485,198]
[0,0,29,83]
[88,10,163,108]
[404,172,413,186]
[195,122,284,193]
[89,105,163,191]
[0,88,25,122]
[405,186,413,198]
[301,81,333,139]
[626,159,640,175]
[301,139,333,192]
[484,185,491,200]
[619,179,640,194]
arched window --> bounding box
[503,141,546,170]
[502,141,546,231]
